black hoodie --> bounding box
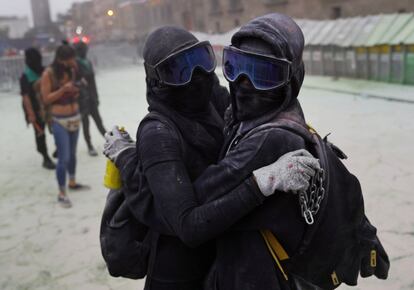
[117,27,266,290]
[20,48,44,123]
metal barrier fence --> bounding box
[0,42,139,93]
[0,54,54,92]
[0,56,25,92]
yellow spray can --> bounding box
[103,126,125,190]
[104,160,122,189]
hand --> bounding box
[62,82,74,92]
[62,82,79,94]
[253,149,321,196]
[103,126,135,163]
[27,112,36,124]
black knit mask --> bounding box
[230,13,305,122]
[144,26,213,115]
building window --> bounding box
[165,4,173,22]
[182,11,193,30]
[331,6,342,19]
[210,0,222,15]
[215,21,221,33]
[228,0,244,12]
[262,0,288,5]
[196,19,206,31]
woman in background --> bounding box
[41,43,89,208]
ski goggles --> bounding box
[145,41,216,86]
[222,46,292,90]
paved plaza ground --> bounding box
[0,66,413,290]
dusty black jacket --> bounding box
[117,108,265,290]
[76,58,99,114]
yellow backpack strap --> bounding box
[306,123,318,135]
[260,230,290,281]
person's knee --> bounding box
[58,149,71,169]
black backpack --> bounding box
[245,118,390,290]
[100,187,150,279]
[100,112,176,280]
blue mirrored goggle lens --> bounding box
[157,44,216,85]
[223,48,289,90]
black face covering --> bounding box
[25,48,43,75]
[143,26,224,162]
[152,68,214,115]
[231,78,285,121]
[230,13,306,122]
[231,38,287,121]
[144,26,218,117]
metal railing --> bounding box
[0,54,54,92]
[0,42,140,93]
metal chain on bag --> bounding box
[298,169,325,225]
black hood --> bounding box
[143,26,198,67]
[143,26,214,115]
[229,13,306,126]
[25,48,43,75]
[143,26,224,163]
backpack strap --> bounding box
[242,118,316,144]
[260,229,290,281]
[140,111,186,157]
[243,119,332,282]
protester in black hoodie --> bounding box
[103,26,320,290]
[186,13,388,290]
[20,48,55,169]
[75,41,107,156]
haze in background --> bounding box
[1,0,90,24]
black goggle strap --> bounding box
[144,62,160,82]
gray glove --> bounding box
[103,126,135,163]
[253,149,321,196]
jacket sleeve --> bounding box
[138,120,264,247]
[89,62,99,101]
[193,127,306,205]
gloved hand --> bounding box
[253,149,321,196]
[103,126,135,164]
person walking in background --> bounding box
[20,48,56,170]
[40,43,89,208]
[75,41,107,156]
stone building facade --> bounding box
[30,0,52,29]
[193,0,414,33]
[73,0,414,41]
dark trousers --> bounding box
[81,104,106,148]
[33,120,50,160]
